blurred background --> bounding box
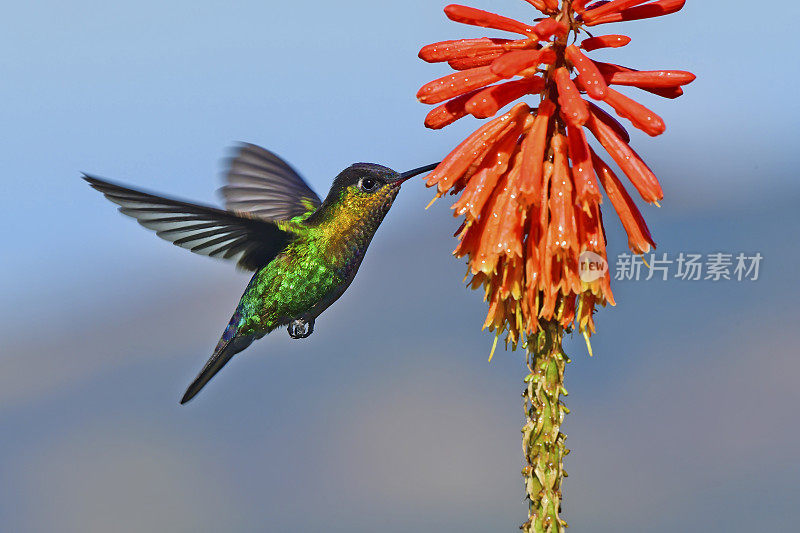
[1,1,798,531]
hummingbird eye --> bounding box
[358,177,378,192]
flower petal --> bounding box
[585,107,663,203]
[590,147,655,254]
[586,101,630,143]
[424,88,483,129]
[419,37,522,63]
[417,66,503,104]
[582,0,651,23]
[566,124,602,211]
[448,51,505,70]
[585,0,686,25]
[444,4,536,35]
[602,87,666,136]
[566,44,608,99]
[554,67,589,126]
[519,98,556,206]
[580,34,631,51]
[491,49,556,78]
[426,103,530,193]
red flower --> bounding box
[416,0,694,348]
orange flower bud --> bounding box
[444,4,536,35]
[572,0,590,12]
[580,35,631,52]
[452,123,523,220]
[417,65,502,104]
[647,86,684,99]
[585,109,663,203]
[585,0,686,25]
[590,148,655,254]
[448,51,505,70]
[582,0,650,23]
[566,124,602,211]
[601,69,696,88]
[423,88,483,129]
[565,45,608,99]
[491,48,556,78]
[466,77,545,119]
[587,101,630,143]
[419,38,516,63]
[473,162,526,275]
[594,61,689,99]
[542,0,560,11]
[426,103,529,193]
[531,18,569,40]
[602,87,666,136]
[547,134,579,259]
[554,67,589,126]
[519,98,556,206]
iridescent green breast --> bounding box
[235,236,344,336]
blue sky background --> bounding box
[1,1,798,531]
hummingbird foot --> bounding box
[287,318,314,339]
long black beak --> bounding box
[395,162,440,183]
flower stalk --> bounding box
[522,322,569,533]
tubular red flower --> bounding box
[585,109,663,203]
[537,0,560,12]
[416,0,693,344]
[601,87,665,136]
[594,61,689,98]
[601,69,696,88]
[491,49,556,78]
[466,77,545,119]
[566,124,602,212]
[580,34,631,51]
[554,67,589,126]
[419,38,522,63]
[547,134,579,260]
[417,65,503,104]
[519,99,556,206]
[585,0,686,25]
[531,18,569,40]
[424,88,483,129]
[590,147,655,254]
[572,0,590,12]
[444,4,536,35]
[581,0,651,23]
[449,51,505,71]
[452,120,526,220]
[566,44,608,99]
[426,103,529,193]
[576,203,614,303]
[587,101,630,143]
[474,162,527,274]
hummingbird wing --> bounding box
[84,175,293,271]
[220,143,322,221]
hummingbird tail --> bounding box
[180,334,255,404]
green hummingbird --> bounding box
[84,143,437,404]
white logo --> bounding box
[579,251,608,282]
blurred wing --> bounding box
[84,175,293,271]
[220,143,322,221]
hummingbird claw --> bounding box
[287,318,314,339]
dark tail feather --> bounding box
[180,335,254,404]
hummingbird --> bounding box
[84,143,437,404]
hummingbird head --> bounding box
[315,162,439,225]
[305,160,439,257]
